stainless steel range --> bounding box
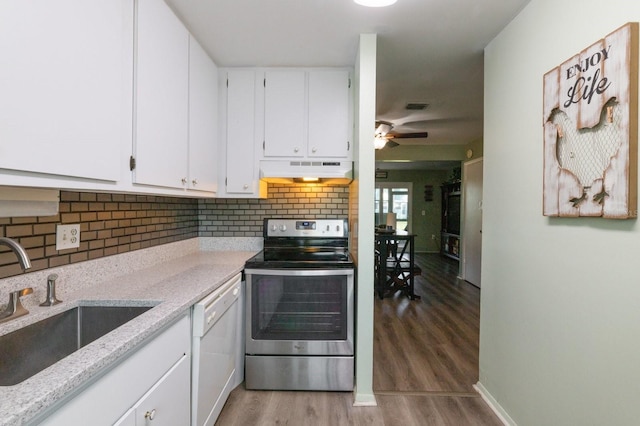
[243,218,355,391]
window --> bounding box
[374,182,413,232]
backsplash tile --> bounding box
[0,183,349,279]
[198,183,349,237]
[0,191,198,279]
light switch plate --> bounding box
[56,224,80,250]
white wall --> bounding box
[480,1,640,424]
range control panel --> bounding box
[265,219,348,238]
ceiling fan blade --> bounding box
[385,139,400,148]
[387,131,428,139]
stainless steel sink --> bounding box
[0,305,152,386]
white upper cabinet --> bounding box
[134,0,218,195]
[220,69,266,197]
[262,68,352,160]
[263,70,306,158]
[308,70,352,158]
[0,0,131,182]
[188,35,218,193]
[134,0,190,190]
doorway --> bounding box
[374,182,413,232]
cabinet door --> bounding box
[134,0,189,189]
[113,408,136,426]
[188,35,218,193]
[308,70,351,158]
[225,70,260,194]
[263,70,306,157]
[0,0,130,182]
[132,355,190,426]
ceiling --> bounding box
[167,0,530,149]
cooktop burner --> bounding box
[245,218,354,269]
[245,248,353,269]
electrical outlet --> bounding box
[56,224,80,250]
[421,210,425,216]
[431,234,436,240]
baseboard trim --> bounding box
[353,387,377,406]
[375,390,478,398]
[473,382,516,426]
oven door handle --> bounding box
[244,268,353,277]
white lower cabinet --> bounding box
[38,315,190,426]
[114,355,190,426]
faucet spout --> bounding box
[0,237,32,270]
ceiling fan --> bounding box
[374,121,428,149]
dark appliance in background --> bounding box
[243,218,355,391]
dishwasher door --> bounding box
[191,273,242,426]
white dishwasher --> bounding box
[192,273,242,426]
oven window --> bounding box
[251,274,348,341]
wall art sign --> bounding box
[543,22,638,218]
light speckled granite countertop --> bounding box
[0,239,258,425]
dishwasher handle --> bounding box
[193,273,241,337]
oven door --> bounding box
[244,268,354,356]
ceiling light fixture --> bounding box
[354,0,397,7]
[374,135,388,150]
[374,122,392,149]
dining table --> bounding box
[374,229,421,300]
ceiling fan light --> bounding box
[375,122,392,136]
[354,0,397,7]
[374,135,388,150]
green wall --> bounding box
[481,1,640,425]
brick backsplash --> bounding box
[0,183,349,279]
[0,191,198,279]
[198,183,350,237]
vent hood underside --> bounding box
[259,160,353,184]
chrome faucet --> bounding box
[0,288,33,324]
[0,237,32,270]
[40,274,62,306]
[0,237,33,323]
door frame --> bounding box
[461,157,483,287]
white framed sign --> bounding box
[543,22,638,218]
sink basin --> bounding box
[0,305,152,386]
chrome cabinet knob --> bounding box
[243,184,249,190]
[192,178,198,186]
[293,147,299,153]
[181,177,187,185]
[144,409,156,420]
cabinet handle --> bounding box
[311,147,317,153]
[293,147,299,153]
[181,178,187,185]
[192,179,198,186]
[144,409,156,420]
[243,184,249,190]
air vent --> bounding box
[405,103,428,110]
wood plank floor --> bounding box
[374,253,480,393]
[215,254,502,425]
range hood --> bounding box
[259,160,353,184]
